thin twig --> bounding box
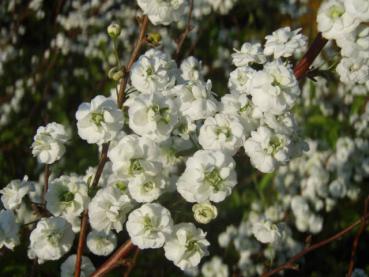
[262,213,369,277]
[123,247,140,277]
[347,196,369,277]
[293,32,328,80]
[41,164,50,204]
[175,0,194,63]
[74,16,149,277]
[91,241,136,277]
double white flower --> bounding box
[249,60,300,115]
[130,49,177,94]
[28,217,75,263]
[126,203,173,249]
[164,223,209,270]
[177,150,237,203]
[137,0,186,25]
[76,95,123,145]
[31,122,70,164]
[244,126,291,173]
[88,186,134,233]
[125,92,179,142]
[199,113,245,154]
[46,175,89,231]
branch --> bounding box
[347,196,369,276]
[74,16,149,277]
[91,241,136,277]
[262,209,369,276]
[123,247,140,277]
[293,32,328,80]
[175,0,194,63]
[117,16,149,107]
[41,164,50,204]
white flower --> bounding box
[164,223,209,270]
[228,66,255,95]
[108,134,162,179]
[329,178,347,198]
[0,210,20,250]
[130,49,177,94]
[126,203,173,249]
[317,0,359,40]
[31,122,70,164]
[201,256,229,277]
[345,0,369,22]
[180,56,203,82]
[248,61,300,115]
[177,150,237,203]
[0,179,29,210]
[87,230,117,256]
[336,25,369,59]
[60,255,95,277]
[28,217,75,263]
[137,0,186,25]
[198,113,245,154]
[128,173,167,203]
[173,80,218,121]
[264,27,307,59]
[252,220,282,244]
[88,186,134,233]
[262,112,297,135]
[125,92,179,142]
[46,175,89,228]
[76,95,124,145]
[192,202,218,224]
[231,42,266,67]
[244,126,291,173]
[220,93,260,134]
[336,57,369,84]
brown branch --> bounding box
[293,32,328,80]
[175,0,194,63]
[41,164,50,204]
[91,241,136,277]
[262,213,369,277]
[123,247,140,277]
[74,16,149,277]
[347,196,369,277]
[117,16,149,107]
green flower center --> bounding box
[129,159,143,175]
[266,136,284,155]
[215,126,232,139]
[143,181,155,192]
[205,169,223,191]
[115,181,127,192]
[58,188,74,203]
[91,112,104,126]
[329,5,344,19]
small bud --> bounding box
[108,66,124,81]
[192,202,218,224]
[147,32,161,45]
[107,23,121,38]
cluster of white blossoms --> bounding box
[137,0,187,25]
[228,27,308,173]
[317,0,369,85]
[31,122,70,164]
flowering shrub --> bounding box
[0,0,368,276]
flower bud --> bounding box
[192,202,218,224]
[147,32,161,45]
[108,66,124,81]
[107,23,121,38]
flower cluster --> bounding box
[228,27,308,173]
[317,0,369,85]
